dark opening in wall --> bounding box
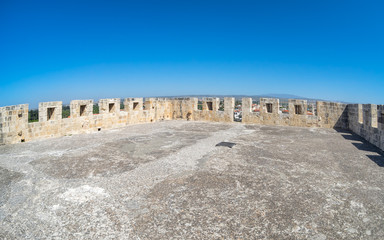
[28,109,39,123]
[295,105,302,115]
[207,102,213,111]
[62,105,70,118]
[307,104,314,115]
[21,139,25,142]
[252,100,260,113]
[133,102,139,110]
[109,103,115,113]
[198,101,203,110]
[47,107,55,121]
[80,105,86,116]
[234,100,242,122]
[266,103,273,113]
[218,100,224,111]
[280,102,288,114]
[93,104,99,114]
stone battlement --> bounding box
[1,97,383,151]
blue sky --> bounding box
[1,0,383,108]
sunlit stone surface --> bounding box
[1,121,383,239]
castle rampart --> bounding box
[0,97,383,151]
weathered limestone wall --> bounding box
[1,96,382,151]
[288,99,310,127]
[25,99,128,142]
[243,98,320,127]
[243,98,284,125]
[242,98,348,129]
[147,98,173,121]
[316,101,348,129]
[224,97,235,122]
[123,98,145,124]
[39,101,62,122]
[193,97,234,122]
[172,98,198,120]
[0,104,29,144]
[70,100,94,118]
[348,104,383,150]
[0,98,199,144]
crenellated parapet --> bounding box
[99,98,120,114]
[70,100,94,118]
[193,97,234,122]
[316,101,348,129]
[0,97,383,151]
[242,98,319,127]
[348,103,383,150]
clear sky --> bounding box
[1,0,383,108]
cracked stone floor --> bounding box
[0,120,384,239]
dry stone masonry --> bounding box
[0,97,383,151]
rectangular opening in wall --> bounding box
[80,105,86,116]
[28,109,39,123]
[294,105,302,115]
[307,104,314,115]
[252,100,260,113]
[62,105,70,118]
[280,101,288,114]
[219,100,224,111]
[234,100,242,121]
[93,104,99,114]
[109,103,115,113]
[266,103,273,113]
[133,102,139,110]
[198,100,202,110]
[47,107,55,121]
[234,109,242,122]
[207,102,213,111]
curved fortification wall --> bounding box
[0,97,383,151]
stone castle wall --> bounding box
[241,98,348,128]
[348,104,384,150]
[0,97,383,151]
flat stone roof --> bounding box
[1,121,384,239]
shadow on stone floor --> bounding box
[334,128,384,168]
[366,155,384,167]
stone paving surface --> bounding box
[0,120,384,239]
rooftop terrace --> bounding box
[1,120,384,239]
